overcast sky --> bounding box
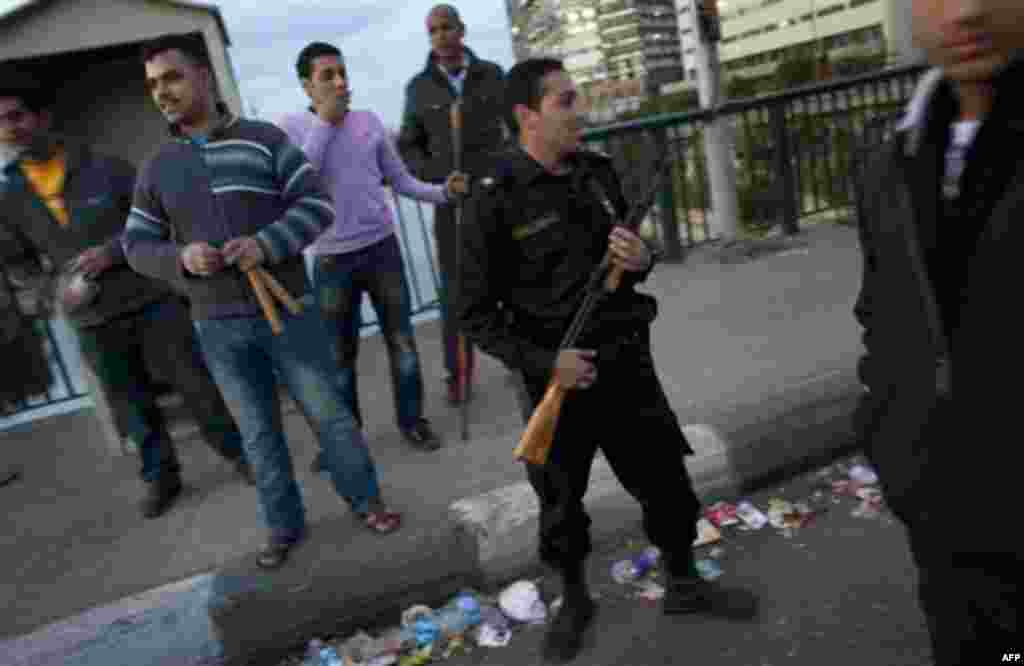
[213,0,516,129]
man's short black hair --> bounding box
[296,42,342,80]
[503,58,565,135]
[0,67,54,113]
[140,33,211,68]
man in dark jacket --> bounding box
[0,69,251,518]
[398,4,506,404]
[459,58,758,663]
[853,1,1024,661]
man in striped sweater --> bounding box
[123,34,401,569]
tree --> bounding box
[775,45,818,90]
[725,75,762,100]
[617,89,699,122]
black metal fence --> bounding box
[578,63,928,258]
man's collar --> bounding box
[507,145,578,185]
[439,54,468,77]
[169,101,238,140]
[2,135,85,180]
[425,46,477,73]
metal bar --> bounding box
[652,127,683,260]
[673,126,694,246]
[693,121,711,239]
[771,103,800,234]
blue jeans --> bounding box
[311,235,425,431]
[193,298,380,540]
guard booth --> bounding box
[0,0,244,454]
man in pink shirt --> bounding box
[277,43,466,454]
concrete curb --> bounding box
[449,367,862,587]
[208,522,479,666]
[2,574,220,666]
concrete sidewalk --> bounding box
[1,222,868,665]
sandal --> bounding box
[356,508,402,534]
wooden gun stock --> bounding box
[512,378,567,465]
[513,150,669,466]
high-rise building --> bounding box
[672,0,889,91]
[508,0,685,120]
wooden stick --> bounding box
[450,99,472,441]
[254,267,302,315]
[246,269,282,335]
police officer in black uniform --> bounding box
[457,58,759,663]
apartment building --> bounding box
[673,0,889,89]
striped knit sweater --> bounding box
[123,112,334,321]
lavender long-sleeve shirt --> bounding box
[276,109,448,256]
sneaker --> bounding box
[401,418,442,451]
[257,533,305,569]
[663,576,759,620]
[140,472,183,519]
[542,596,596,663]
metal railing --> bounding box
[578,63,928,258]
[0,315,89,422]
[2,63,927,422]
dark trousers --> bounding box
[311,236,426,431]
[521,327,700,571]
[434,203,476,382]
[76,297,244,482]
[909,533,1022,665]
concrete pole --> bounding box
[884,0,926,66]
[690,0,740,242]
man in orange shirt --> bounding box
[0,69,251,518]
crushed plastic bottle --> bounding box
[498,580,548,624]
[610,546,660,584]
[695,558,723,581]
[475,604,512,647]
[301,646,343,666]
[435,593,482,637]
[848,464,878,485]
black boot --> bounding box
[543,564,596,663]
[663,551,758,619]
[140,470,183,519]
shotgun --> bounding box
[513,151,671,465]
